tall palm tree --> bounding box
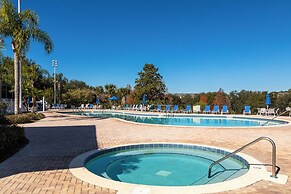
[0,0,53,114]
[0,38,4,99]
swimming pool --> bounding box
[85,144,248,186]
[71,111,288,127]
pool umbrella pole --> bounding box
[266,93,271,109]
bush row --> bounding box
[0,112,45,125]
[0,112,44,162]
[0,125,28,162]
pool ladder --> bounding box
[208,136,279,178]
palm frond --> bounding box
[30,28,53,54]
[19,10,39,29]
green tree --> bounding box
[274,90,291,114]
[67,80,88,90]
[104,84,117,96]
[0,37,3,61]
[117,86,131,105]
[180,94,194,108]
[62,88,95,106]
[55,73,68,104]
[212,88,231,110]
[134,64,166,103]
[95,86,104,94]
[0,57,13,99]
[0,0,53,114]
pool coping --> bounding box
[69,142,288,194]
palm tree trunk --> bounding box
[0,79,2,99]
[32,96,35,113]
[14,52,19,114]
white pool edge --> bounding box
[69,143,288,194]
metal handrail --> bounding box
[208,136,277,178]
[261,108,291,126]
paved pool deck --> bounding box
[0,110,290,193]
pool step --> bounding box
[190,168,248,185]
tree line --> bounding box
[1,58,291,114]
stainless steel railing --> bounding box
[261,107,291,126]
[208,136,277,178]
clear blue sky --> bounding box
[3,0,291,93]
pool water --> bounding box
[85,145,249,186]
[75,111,287,127]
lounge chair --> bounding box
[257,108,266,115]
[89,104,93,109]
[203,105,211,114]
[172,105,179,113]
[135,104,141,111]
[266,108,278,116]
[243,106,251,115]
[155,105,162,112]
[132,104,136,110]
[212,105,219,114]
[221,106,229,114]
[184,105,191,113]
[164,105,171,113]
[193,105,201,113]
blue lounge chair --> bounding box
[172,105,179,113]
[89,103,93,109]
[221,105,229,114]
[203,105,211,114]
[155,105,161,112]
[184,105,191,113]
[164,105,171,113]
[212,105,219,114]
[243,106,251,115]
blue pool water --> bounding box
[73,111,287,127]
[85,144,249,186]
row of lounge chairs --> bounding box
[257,108,279,116]
[202,105,229,114]
[125,104,234,114]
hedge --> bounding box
[0,112,44,162]
[0,125,28,162]
[0,112,45,125]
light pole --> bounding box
[18,0,22,113]
[52,60,58,106]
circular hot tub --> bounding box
[85,144,248,186]
[70,143,274,193]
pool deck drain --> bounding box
[0,111,290,193]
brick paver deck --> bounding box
[0,111,290,193]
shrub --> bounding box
[0,102,7,115]
[0,125,28,162]
[4,112,45,124]
[0,115,10,125]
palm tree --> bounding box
[104,84,117,97]
[0,0,53,114]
